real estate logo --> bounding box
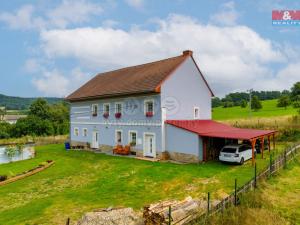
[272,10,300,26]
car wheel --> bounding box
[240,157,244,165]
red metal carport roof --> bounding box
[166,120,276,140]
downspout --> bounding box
[161,107,166,153]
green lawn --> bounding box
[0,144,286,225]
[213,99,298,120]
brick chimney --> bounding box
[182,50,193,56]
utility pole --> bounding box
[247,89,253,118]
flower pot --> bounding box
[115,112,122,119]
[146,112,153,117]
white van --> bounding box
[219,144,256,164]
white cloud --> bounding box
[0,0,102,30]
[24,58,45,73]
[37,14,290,96]
[31,67,91,97]
[47,0,102,29]
[125,0,144,9]
[210,1,239,26]
[0,5,45,30]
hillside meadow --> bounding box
[212,99,299,121]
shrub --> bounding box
[241,100,248,108]
[0,175,7,181]
[277,95,291,109]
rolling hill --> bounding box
[0,94,63,110]
[212,99,299,120]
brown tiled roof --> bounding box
[66,51,213,101]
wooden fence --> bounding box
[190,142,300,224]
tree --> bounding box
[212,97,222,108]
[14,115,54,137]
[29,98,51,120]
[223,101,234,108]
[291,82,300,101]
[0,107,5,121]
[0,122,12,139]
[49,102,69,135]
[277,95,291,109]
[251,95,262,111]
[240,100,248,108]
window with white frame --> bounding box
[115,103,122,113]
[74,127,79,136]
[129,131,137,146]
[194,107,200,119]
[115,130,122,143]
[92,104,98,116]
[83,128,88,137]
[144,100,154,116]
[103,103,110,114]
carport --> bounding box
[166,120,277,165]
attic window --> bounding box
[194,107,200,119]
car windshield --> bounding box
[222,147,237,153]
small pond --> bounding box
[0,145,35,164]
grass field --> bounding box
[0,144,286,225]
[208,154,300,225]
[212,99,299,121]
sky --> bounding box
[0,0,300,98]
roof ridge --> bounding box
[94,54,186,77]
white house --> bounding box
[66,50,275,163]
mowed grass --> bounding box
[212,99,298,120]
[0,144,285,225]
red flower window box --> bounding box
[146,112,153,117]
[103,112,109,118]
[115,112,122,119]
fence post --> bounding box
[254,162,257,188]
[284,150,287,169]
[207,192,210,214]
[66,218,70,225]
[269,153,272,177]
[234,179,237,206]
[168,206,172,225]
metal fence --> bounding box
[191,142,300,224]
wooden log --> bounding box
[143,196,205,225]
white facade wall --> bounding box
[161,57,212,120]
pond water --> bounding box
[0,145,35,164]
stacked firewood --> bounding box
[143,196,204,225]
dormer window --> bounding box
[144,100,154,117]
[92,104,98,117]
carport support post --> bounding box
[203,137,208,162]
[261,136,264,159]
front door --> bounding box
[92,131,99,149]
[144,133,156,157]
